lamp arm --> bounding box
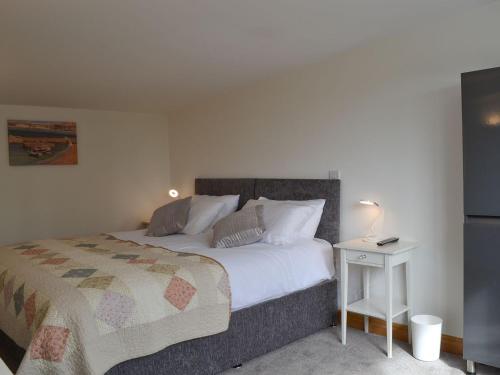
[367,207,384,238]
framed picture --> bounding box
[7,120,78,166]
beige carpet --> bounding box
[223,327,500,375]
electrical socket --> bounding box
[329,169,340,179]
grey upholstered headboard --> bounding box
[195,178,340,244]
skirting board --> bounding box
[337,311,463,356]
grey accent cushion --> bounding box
[146,197,192,237]
[212,205,265,248]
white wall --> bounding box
[0,105,170,245]
[168,2,500,337]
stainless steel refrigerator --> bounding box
[462,66,500,373]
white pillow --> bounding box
[258,197,326,239]
[243,199,315,245]
[182,195,239,235]
[194,195,240,223]
[182,198,225,235]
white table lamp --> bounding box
[359,199,384,242]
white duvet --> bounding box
[110,230,335,311]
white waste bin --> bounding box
[411,315,443,361]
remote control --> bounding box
[376,237,399,246]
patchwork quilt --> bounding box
[0,234,231,375]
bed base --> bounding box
[108,279,337,375]
[0,279,336,374]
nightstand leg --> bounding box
[341,249,348,345]
[363,267,370,333]
[406,258,412,344]
[385,256,393,358]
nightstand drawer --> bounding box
[346,250,384,266]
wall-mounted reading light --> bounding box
[485,114,500,127]
[169,189,179,198]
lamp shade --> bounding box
[360,200,379,207]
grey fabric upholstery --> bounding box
[195,179,255,210]
[107,279,336,375]
[212,205,265,248]
[196,178,340,244]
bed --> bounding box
[0,178,340,375]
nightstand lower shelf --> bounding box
[347,297,408,320]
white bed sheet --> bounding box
[110,230,335,311]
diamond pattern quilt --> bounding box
[0,234,231,375]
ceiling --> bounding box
[0,0,493,113]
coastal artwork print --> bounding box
[7,120,78,166]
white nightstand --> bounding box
[333,238,418,358]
